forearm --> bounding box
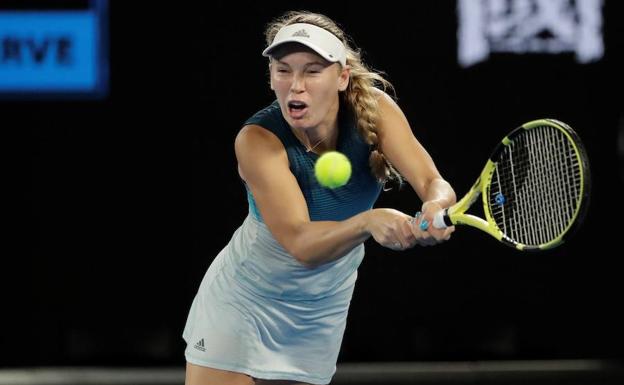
[285,211,372,268]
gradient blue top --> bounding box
[244,101,382,222]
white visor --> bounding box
[262,23,347,67]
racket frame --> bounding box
[437,119,591,251]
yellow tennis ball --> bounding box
[315,151,352,189]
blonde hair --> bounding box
[264,11,402,184]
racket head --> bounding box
[481,119,591,251]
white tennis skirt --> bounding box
[182,247,358,384]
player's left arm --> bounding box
[375,90,456,242]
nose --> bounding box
[290,73,305,93]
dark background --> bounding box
[5,0,623,367]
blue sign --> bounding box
[0,5,108,98]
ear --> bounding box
[269,63,275,90]
[337,65,350,92]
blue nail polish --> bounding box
[420,220,429,231]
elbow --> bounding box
[291,250,321,269]
[280,225,321,269]
[298,260,320,269]
[286,244,321,269]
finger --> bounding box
[408,214,423,235]
[409,219,429,246]
[414,234,433,246]
[414,210,432,232]
[418,234,434,246]
[410,212,438,246]
[401,218,417,246]
[430,226,454,242]
[405,218,418,246]
[443,226,455,241]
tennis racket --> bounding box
[431,119,591,251]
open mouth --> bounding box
[288,100,308,110]
[287,100,308,119]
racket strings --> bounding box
[511,129,580,244]
[489,125,582,246]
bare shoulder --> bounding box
[370,89,409,135]
[235,124,288,181]
[235,124,283,153]
[372,87,401,112]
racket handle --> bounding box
[432,209,450,229]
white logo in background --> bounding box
[457,0,604,67]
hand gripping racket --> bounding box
[431,119,591,251]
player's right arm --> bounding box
[235,124,415,267]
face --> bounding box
[270,48,350,131]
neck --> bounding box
[294,102,341,153]
[294,123,337,153]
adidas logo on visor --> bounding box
[292,29,310,38]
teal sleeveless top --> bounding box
[244,101,382,221]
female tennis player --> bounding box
[184,10,456,385]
